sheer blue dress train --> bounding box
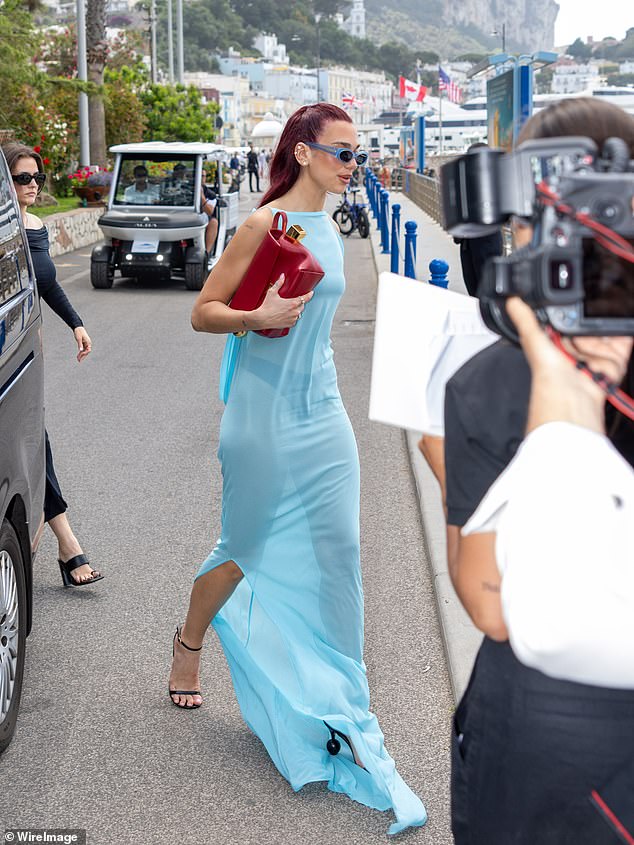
[198,209,427,835]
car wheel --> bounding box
[357,209,370,239]
[184,260,206,291]
[90,260,114,289]
[0,519,27,755]
[333,209,354,236]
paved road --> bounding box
[0,195,454,844]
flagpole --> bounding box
[438,83,443,155]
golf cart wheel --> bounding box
[185,260,206,291]
[0,519,27,755]
[91,261,114,289]
[357,210,370,239]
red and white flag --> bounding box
[398,75,427,102]
[438,66,463,104]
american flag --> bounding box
[438,67,463,104]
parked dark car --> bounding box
[0,149,46,754]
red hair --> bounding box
[259,103,353,207]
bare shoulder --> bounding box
[240,206,274,235]
[25,212,44,230]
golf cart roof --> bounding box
[109,142,227,157]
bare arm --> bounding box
[453,532,508,641]
[191,207,312,334]
[418,434,506,637]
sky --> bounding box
[554,0,632,46]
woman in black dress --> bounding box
[3,142,103,587]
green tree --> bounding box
[140,84,219,141]
[567,37,592,61]
[104,65,148,147]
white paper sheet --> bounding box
[369,272,498,435]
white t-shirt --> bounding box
[123,183,159,204]
[463,422,634,689]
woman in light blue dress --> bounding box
[168,104,427,835]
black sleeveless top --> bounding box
[26,226,83,330]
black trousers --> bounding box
[452,638,634,845]
[248,169,260,192]
[44,429,68,523]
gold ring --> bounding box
[299,296,305,305]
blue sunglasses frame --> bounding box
[305,143,369,166]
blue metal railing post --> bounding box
[428,258,449,288]
[390,203,401,273]
[367,173,377,218]
[404,220,417,279]
[374,176,383,231]
[380,190,390,253]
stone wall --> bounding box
[45,206,104,257]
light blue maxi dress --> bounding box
[198,209,427,835]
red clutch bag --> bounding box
[229,210,325,338]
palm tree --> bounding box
[86,0,108,165]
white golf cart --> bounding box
[91,142,240,290]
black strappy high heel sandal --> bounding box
[58,554,104,587]
[324,721,367,770]
[169,625,203,709]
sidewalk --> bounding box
[364,183,483,703]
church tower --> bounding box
[342,0,366,40]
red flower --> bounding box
[43,157,51,165]
[33,146,41,153]
[41,135,46,141]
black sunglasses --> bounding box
[12,172,47,187]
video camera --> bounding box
[440,136,634,339]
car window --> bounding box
[113,157,197,207]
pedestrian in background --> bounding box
[3,141,103,587]
[168,103,426,835]
[418,98,634,844]
[200,168,218,258]
[257,148,267,183]
[247,143,260,192]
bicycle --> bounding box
[333,188,370,238]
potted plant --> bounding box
[69,167,112,206]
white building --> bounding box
[253,33,288,64]
[552,63,600,94]
[184,72,250,145]
[339,0,366,39]
[321,66,392,124]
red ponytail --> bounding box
[259,103,352,208]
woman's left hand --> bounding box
[74,327,92,362]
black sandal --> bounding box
[324,721,367,770]
[169,625,203,709]
[58,554,104,588]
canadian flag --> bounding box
[399,75,427,102]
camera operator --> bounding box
[419,98,634,844]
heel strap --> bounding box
[176,626,202,652]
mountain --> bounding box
[364,0,558,56]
